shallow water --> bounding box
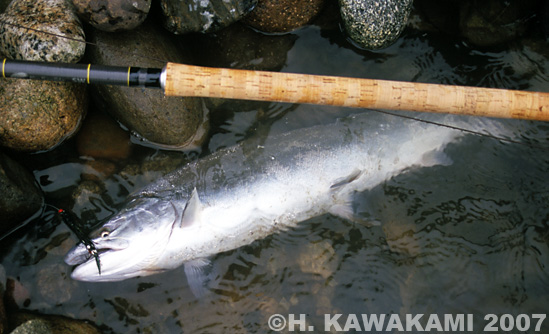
[1,14,549,334]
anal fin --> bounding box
[184,258,220,298]
[329,203,381,227]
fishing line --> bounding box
[0,19,169,64]
[371,108,547,149]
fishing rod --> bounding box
[2,58,549,121]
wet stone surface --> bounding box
[0,0,85,62]
[243,0,326,33]
[0,153,43,233]
[88,20,208,148]
[339,0,413,49]
[9,311,102,334]
[0,79,87,152]
[72,0,151,32]
[160,0,257,34]
[75,110,132,161]
[36,263,78,305]
[191,23,297,71]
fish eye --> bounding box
[100,230,110,238]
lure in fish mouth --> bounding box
[64,196,187,282]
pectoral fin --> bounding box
[330,169,362,190]
[180,188,202,228]
[420,148,453,167]
[328,169,379,226]
[184,258,220,298]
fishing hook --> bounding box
[57,208,101,275]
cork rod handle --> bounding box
[163,62,549,121]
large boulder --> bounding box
[160,0,257,34]
[88,21,208,149]
[0,0,85,62]
[0,0,87,152]
[339,0,413,49]
[72,0,151,32]
[0,79,87,152]
[243,0,325,33]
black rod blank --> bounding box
[1,58,163,88]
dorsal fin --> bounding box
[180,188,202,228]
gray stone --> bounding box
[72,0,151,32]
[9,311,102,334]
[161,0,257,34]
[0,79,87,152]
[11,319,52,334]
[0,0,85,62]
[339,0,413,49]
[0,153,43,234]
[88,21,208,148]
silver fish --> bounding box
[64,111,484,291]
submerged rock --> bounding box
[88,21,208,149]
[75,110,132,161]
[459,0,538,47]
[161,0,257,34]
[412,0,461,36]
[0,79,87,152]
[339,0,413,49]
[243,0,325,33]
[191,23,297,71]
[72,0,151,32]
[0,153,43,234]
[4,278,30,311]
[0,0,85,62]
[297,240,337,279]
[36,263,78,305]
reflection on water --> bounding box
[1,16,549,334]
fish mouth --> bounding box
[64,244,111,266]
[64,237,132,281]
[65,237,130,265]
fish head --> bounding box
[64,195,185,282]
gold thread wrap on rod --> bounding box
[86,63,91,84]
[163,62,549,121]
